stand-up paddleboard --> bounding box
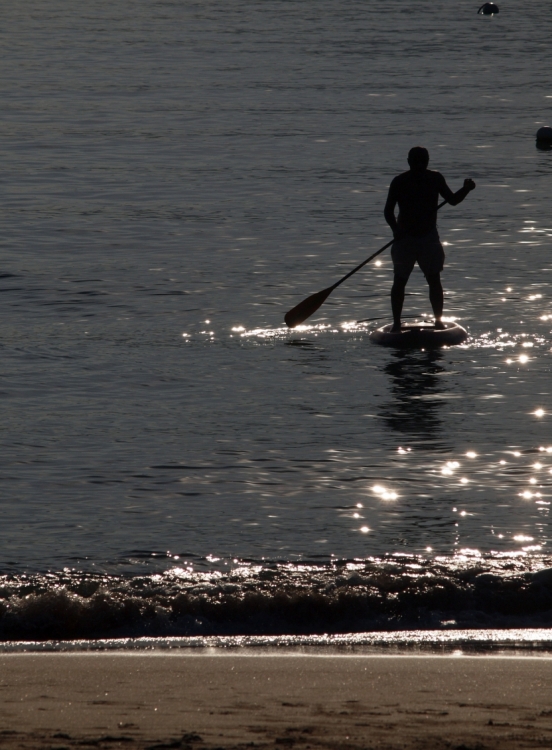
[370,321,468,349]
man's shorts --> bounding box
[391,228,445,280]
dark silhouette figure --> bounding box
[478,3,499,14]
[384,147,475,332]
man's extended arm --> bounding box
[439,175,476,205]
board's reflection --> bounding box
[380,349,448,444]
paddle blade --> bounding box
[284,286,335,328]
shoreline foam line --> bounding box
[2,628,552,653]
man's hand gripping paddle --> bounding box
[284,200,448,329]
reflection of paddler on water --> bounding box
[384,147,476,333]
[380,350,447,443]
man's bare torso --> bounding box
[385,169,456,238]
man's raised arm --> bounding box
[439,175,476,206]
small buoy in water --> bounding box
[478,3,499,14]
[536,126,552,149]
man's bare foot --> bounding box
[435,320,445,330]
[391,322,402,333]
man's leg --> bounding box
[391,274,408,332]
[426,273,444,328]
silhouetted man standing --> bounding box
[384,147,475,331]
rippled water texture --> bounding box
[1,0,552,576]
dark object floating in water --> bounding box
[369,322,468,349]
[536,126,552,150]
[478,3,499,14]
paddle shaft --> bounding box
[328,199,448,292]
[284,199,449,328]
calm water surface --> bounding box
[1,1,552,638]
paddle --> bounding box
[284,199,448,328]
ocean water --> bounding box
[1,0,552,643]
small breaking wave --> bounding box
[2,554,552,642]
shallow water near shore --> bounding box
[1,0,552,639]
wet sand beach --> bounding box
[2,653,552,749]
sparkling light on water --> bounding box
[1,0,552,577]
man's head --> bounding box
[407,146,429,171]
